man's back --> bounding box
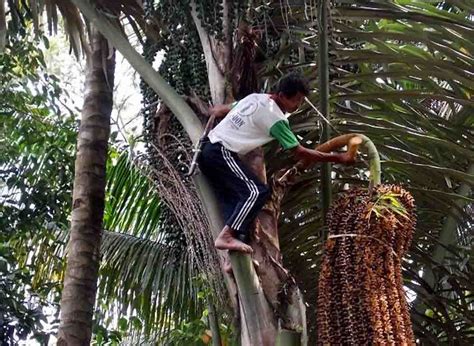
[208,93,288,155]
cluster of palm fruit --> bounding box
[317,184,416,345]
[143,0,211,100]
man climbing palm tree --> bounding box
[198,73,354,253]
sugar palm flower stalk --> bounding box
[315,134,416,345]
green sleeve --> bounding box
[269,120,299,150]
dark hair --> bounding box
[276,72,310,97]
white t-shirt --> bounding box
[208,93,291,155]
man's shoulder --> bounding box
[243,93,275,109]
[232,94,265,113]
[236,94,283,116]
[238,93,268,103]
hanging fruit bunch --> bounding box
[314,134,416,344]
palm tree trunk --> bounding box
[241,150,306,345]
[57,28,115,345]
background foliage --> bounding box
[0,28,76,344]
[1,0,472,344]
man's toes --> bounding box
[224,263,233,274]
[242,244,253,253]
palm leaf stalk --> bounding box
[316,134,416,344]
[318,0,332,223]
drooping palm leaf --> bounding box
[98,229,201,342]
[6,0,146,57]
[97,149,203,341]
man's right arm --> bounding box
[209,101,238,118]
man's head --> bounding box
[275,73,310,113]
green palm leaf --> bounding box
[97,149,202,341]
[256,0,473,342]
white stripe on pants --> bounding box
[221,146,259,231]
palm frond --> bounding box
[97,229,202,342]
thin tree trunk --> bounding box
[318,0,332,226]
[207,300,221,346]
[424,163,474,288]
[0,0,6,52]
[190,0,228,104]
[57,28,115,345]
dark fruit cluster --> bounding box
[317,185,416,345]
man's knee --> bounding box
[256,184,270,204]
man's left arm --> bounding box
[269,120,354,165]
[269,120,300,150]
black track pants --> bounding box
[198,139,270,240]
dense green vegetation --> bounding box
[0,30,75,344]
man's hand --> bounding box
[292,144,356,167]
[209,104,231,118]
[337,151,356,165]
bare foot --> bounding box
[223,258,233,274]
[223,258,259,275]
[214,227,253,253]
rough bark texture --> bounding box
[57,28,115,345]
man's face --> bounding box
[279,92,305,113]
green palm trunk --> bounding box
[57,28,115,345]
